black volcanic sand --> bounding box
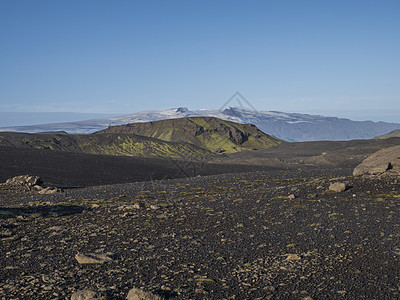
[2,138,400,188]
[1,169,399,299]
[0,146,270,188]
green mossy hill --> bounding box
[375,129,400,139]
[98,117,282,154]
[0,132,215,160]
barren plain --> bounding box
[0,136,399,299]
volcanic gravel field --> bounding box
[1,168,399,299]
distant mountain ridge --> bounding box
[0,112,118,127]
[0,117,280,159]
[1,107,399,142]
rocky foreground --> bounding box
[0,167,399,299]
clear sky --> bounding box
[0,0,399,122]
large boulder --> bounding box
[353,145,400,176]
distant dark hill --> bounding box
[98,117,282,154]
[0,132,216,160]
[375,129,400,139]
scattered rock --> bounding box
[70,289,100,300]
[118,204,140,210]
[0,229,13,238]
[38,187,59,194]
[133,202,146,209]
[353,145,400,176]
[126,287,160,300]
[285,254,301,261]
[1,175,61,194]
[149,205,160,210]
[75,253,113,264]
[121,212,134,217]
[48,226,63,231]
[288,194,296,199]
[5,175,42,187]
[329,182,347,192]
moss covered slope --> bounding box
[375,129,400,139]
[0,132,215,160]
[99,117,282,154]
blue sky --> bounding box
[0,0,399,122]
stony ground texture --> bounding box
[1,168,399,299]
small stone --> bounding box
[38,187,58,194]
[149,205,160,210]
[288,194,296,199]
[133,202,145,209]
[285,254,301,261]
[75,253,113,264]
[126,287,160,300]
[48,226,63,231]
[70,289,99,300]
[0,229,13,237]
[329,182,347,192]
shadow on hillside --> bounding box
[0,204,85,219]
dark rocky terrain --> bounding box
[1,169,399,299]
[1,135,399,299]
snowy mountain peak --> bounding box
[175,107,189,113]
